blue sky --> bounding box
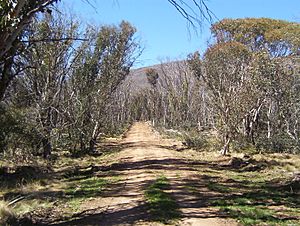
[63,0,300,68]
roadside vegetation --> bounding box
[176,149,300,226]
[0,142,122,225]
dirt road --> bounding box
[55,122,237,226]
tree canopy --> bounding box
[212,18,300,57]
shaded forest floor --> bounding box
[1,122,300,225]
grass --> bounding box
[211,179,300,225]
[174,147,300,226]
[205,156,300,225]
[13,199,53,215]
[0,201,18,225]
[144,175,180,224]
[65,176,108,198]
[207,181,231,193]
[220,205,300,226]
[64,175,120,213]
[0,145,121,223]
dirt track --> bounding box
[55,122,238,226]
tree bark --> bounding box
[0,54,14,101]
[89,137,97,153]
[220,135,230,155]
[89,122,100,153]
[42,137,52,159]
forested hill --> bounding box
[126,60,187,91]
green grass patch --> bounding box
[67,197,85,213]
[207,181,231,193]
[145,176,180,223]
[64,175,120,212]
[220,205,299,226]
[65,176,108,198]
[198,152,300,225]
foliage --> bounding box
[189,42,254,154]
[0,104,42,158]
[65,20,140,154]
[212,18,300,56]
[187,18,300,154]
[1,11,140,158]
[183,133,208,150]
[0,0,60,101]
[146,68,159,87]
[0,104,19,152]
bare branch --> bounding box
[168,0,218,31]
[22,37,88,44]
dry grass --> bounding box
[0,201,17,225]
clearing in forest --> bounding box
[51,122,238,226]
[1,122,299,226]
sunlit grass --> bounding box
[220,205,299,226]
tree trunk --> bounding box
[220,135,230,155]
[267,103,273,139]
[0,54,14,101]
[89,122,99,153]
[89,137,97,153]
[80,133,85,152]
[42,137,52,159]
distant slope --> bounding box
[128,64,162,90]
[126,61,186,92]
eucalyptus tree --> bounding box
[211,18,300,57]
[188,18,300,154]
[9,12,79,158]
[157,60,200,128]
[0,0,60,101]
[189,42,254,155]
[65,21,141,153]
[212,18,300,151]
[0,0,212,102]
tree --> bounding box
[0,0,212,101]
[211,18,300,57]
[186,18,300,154]
[211,18,300,152]
[9,12,79,158]
[65,21,141,153]
[189,42,254,155]
[168,0,215,29]
[0,0,60,101]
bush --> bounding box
[0,201,18,226]
[232,136,257,154]
[256,133,300,154]
[0,105,19,152]
[0,105,44,161]
[183,133,208,150]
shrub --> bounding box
[183,133,208,150]
[0,201,18,226]
[256,133,300,154]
